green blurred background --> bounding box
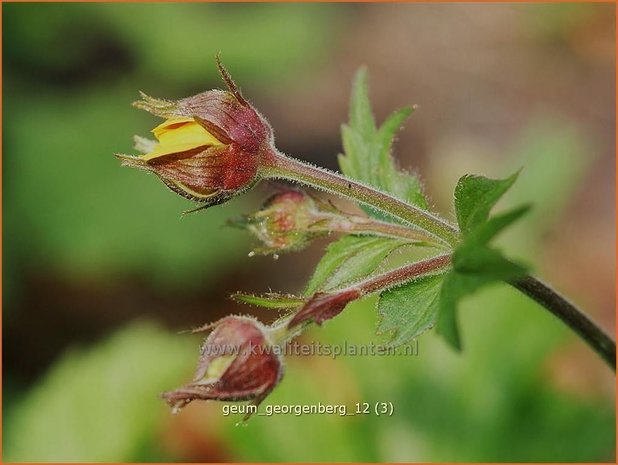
[3,2,615,462]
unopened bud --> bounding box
[288,288,362,328]
[162,316,283,418]
[232,190,330,254]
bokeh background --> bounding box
[3,2,615,462]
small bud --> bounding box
[232,190,329,254]
[235,189,438,255]
[162,316,283,418]
[288,288,362,328]
[116,57,273,208]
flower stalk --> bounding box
[260,149,460,247]
[511,276,615,371]
[327,214,443,244]
[289,254,452,327]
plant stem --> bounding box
[288,254,452,328]
[314,212,445,247]
[511,275,616,371]
[354,253,452,295]
[261,150,459,247]
[345,218,443,246]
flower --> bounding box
[162,316,283,418]
[232,190,330,254]
[116,57,274,208]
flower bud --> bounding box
[233,190,329,254]
[235,189,437,255]
[288,288,362,328]
[116,58,273,208]
[162,316,283,418]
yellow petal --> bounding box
[195,355,235,384]
[142,117,224,161]
[151,116,196,138]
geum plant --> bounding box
[117,58,615,419]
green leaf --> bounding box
[377,273,445,347]
[437,205,529,351]
[454,171,519,235]
[428,171,530,350]
[349,68,376,137]
[304,236,408,295]
[338,68,428,212]
[462,205,531,247]
[453,246,527,280]
[377,107,413,155]
[438,271,499,350]
[453,202,529,283]
[436,272,467,350]
[232,292,305,309]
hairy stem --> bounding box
[355,253,452,295]
[346,219,442,245]
[511,275,615,371]
[288,253,452,328]
[312,212,445,247]
[261,150,459,246]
